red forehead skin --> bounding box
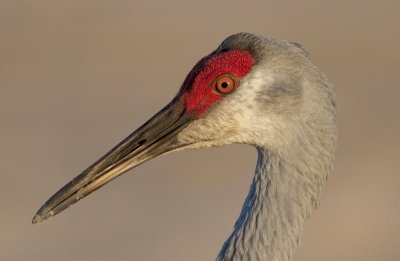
[180,50,254,116]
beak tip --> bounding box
[32,213,41,224]
[32,209,51,224]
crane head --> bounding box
[33,33,314,224]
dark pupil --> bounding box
[221,82,228,88]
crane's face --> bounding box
[176,48,291,150]
[33,45,284,223]
[173,49,264,149]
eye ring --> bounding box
[213,74,240,95]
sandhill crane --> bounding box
[33,33,337,261]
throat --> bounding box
[216,147,322,261]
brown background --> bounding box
[1,1,399,260]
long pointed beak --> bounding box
[32,98,193,224]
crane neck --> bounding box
[216,146,328,261]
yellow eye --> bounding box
[214,74,239,95]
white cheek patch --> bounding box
[176,69,281,149]
[221,70,277,145]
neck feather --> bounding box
[216,144,330,261]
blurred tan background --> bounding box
[1,0,399,260]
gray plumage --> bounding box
[178,33,337,260]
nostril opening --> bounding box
[111,139,147,165]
